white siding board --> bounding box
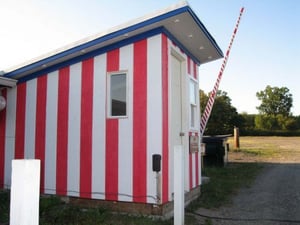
[92,54,107,199]
[118,44,133,202]
[45,71,58,194]
[67,62,82,197]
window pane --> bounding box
[191,105,196,127]
[111,73,126,116]
[189,80,196,104]
[190,79,197,128]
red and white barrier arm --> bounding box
[200,7,245,135]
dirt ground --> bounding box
[195,136,300,225]
[228,136,300,163]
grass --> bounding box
[227,136,300,161]
[188,163,263,210]
[1,163,262,225]
[0,192,173,225]
[233,147,278,156]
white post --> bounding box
[174,145,184,225]
[10,159,41,225]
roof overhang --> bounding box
[3,1,223,81]
[0,76,17,88]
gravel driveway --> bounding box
[193,137,300,225]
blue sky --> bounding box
[0,0,299,115]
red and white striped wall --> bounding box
[0,33,201,204]
[187,55,201,189]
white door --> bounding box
[171,55,183,146]
[170,54,184,199]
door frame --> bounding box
[169,48,189,198]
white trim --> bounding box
[189,78,198,130]
[4,88,17,188]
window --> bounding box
[189,79,197,128]
[108,72,127,117]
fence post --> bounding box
[174,145,184,225]
[10,160,41,225]
[234,127,240,149]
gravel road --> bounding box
[194,163,300,225]
[192,137,300,225]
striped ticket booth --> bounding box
[0,2,222,216]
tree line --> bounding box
[200,85,300,136]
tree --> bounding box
[256,85,293,116]
[255,114,279,130]
[200,90,242,135]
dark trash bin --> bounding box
[202,135,231,167]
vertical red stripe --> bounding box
[161,34,169,203]
[105,119,118,200]
[105,49,119,201]
[133,39,147,203]
[189,153,193,190]
[0,90,7,188]
[80,58,94,198]
[107,49,119,72]
[35,75,47,193]
[15,83,26,159]
[195,152,199,186]
[56,67,70,195]
[193,61,197,79]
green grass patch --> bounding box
[228,136,281,158]
[0,193,172,225]
[233,147,278,157]
[188,163,263,210]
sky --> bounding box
[0,0,299,115]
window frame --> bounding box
[189,78,198,129]
[107,70,128,118]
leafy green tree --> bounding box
[277,114,299,130]
[255,114,279,130]
[256,85,293,116]
[255,86,298,131]
[200,90,242,135]
[240,113,255,130]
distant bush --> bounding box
[239,128,300,136]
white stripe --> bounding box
[24,79,37,159]
[118,44,133,202]
[67,63,82,197]
[92,54,106,199]
[45,71,58,194]
[147,35,163,203]
[4,88,17,188]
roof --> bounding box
[2,1,223,82]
